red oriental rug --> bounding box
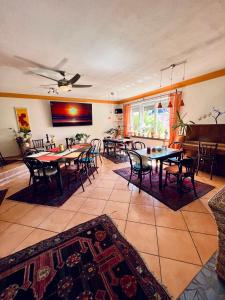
[0,215,170,300]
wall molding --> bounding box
[0,67,225,105]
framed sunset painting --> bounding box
[50,101,93,127]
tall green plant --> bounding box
[172,111,195,136]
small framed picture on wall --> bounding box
[15,107,31,131]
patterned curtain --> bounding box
[169,91,182,146]
[123,104,131,137]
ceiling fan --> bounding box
[15,56,93,92]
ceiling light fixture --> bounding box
[59,84,72,92]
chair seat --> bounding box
[81,157,94,163]
[133,163,151,172]
[91,150,99,155]
[164,165,180,174]
[34,167,58,177]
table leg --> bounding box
[159,160,163,190]
[57,163,63,194]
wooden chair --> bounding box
[80,145,98,179]
[23,158,61,193]
[164,157,197,196]
[32,139,45,152]
[66,150,92,191]
[65,137,76,149]
[196,142,218,180]
[103,139,116,156]
[127,149,152,193]
[91,139,102,165]
[132,141,146,150]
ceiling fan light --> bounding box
[59,85,71,92]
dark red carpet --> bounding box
[114,167,214,211]
[7,169,94,207]
[0,215,170,300]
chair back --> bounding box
[91,139,101,152]
[132,141,146,150]
[66,137,76,148]
[127,150,143,171]
[32,139,44,149]
[198,142,217,158]
[23,158,45,177]
[103,139,115,148]
[179,158,196,174]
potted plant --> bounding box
[104,128,118,138]
[172,111,195,141]
[9,128,32,155]
[83,133,90,143]
[75,133,84,143]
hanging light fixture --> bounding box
[180,62,186,106]
[157,102,162,109]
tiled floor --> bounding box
[0,157,224,299]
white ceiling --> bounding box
[0,0,225,100]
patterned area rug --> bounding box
[102,153,129,164]
[7,168,95,207]
[114,167,214,211]
[179,253,225,299]
[0,215,170,300]
[0,189,8,205]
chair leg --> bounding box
[191,176,197,196]
[210,160,214,180]
[149,171,152,187]
[29,175,32,186]
[85,166,92,184]
[79,174,85,192]
[164,172,168,188]
[99,153,103,163]
[128,169,133,186]
[196,156,200,175]
[139,172,142,193]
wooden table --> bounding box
[103,138,133,156]
[26,144,90,192]
[135,148,183,190]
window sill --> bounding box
[131,135,169,142]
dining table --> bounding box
[135,147,183,190]
[103,138,133,156]
[26,144,91,192]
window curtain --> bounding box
[169,91,182,147]
[123,104,131,137]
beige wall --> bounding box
[0,99,114,156]
[181,76,225,124]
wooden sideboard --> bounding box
[183,124,225,176]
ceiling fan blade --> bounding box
[32,72,59,82]
[15,56,66,76]
[69,73,81,84]
[72,84,93,88]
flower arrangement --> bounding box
[9,128,32,144]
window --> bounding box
[130,98,169,139]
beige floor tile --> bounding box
[131,191,154,206]
[191,232,218,264]
[157,227,201,265]
[65,212,97,230]
[182,211,217,235]
[155,207,187,230]
[17,206,55,227]
[59,196,87,211]
[103,201,129,220]
[88,187,112,200]
[0,220,11,233]
[79,198,106,215]
[153,199,168,209]
[140,253,161,281]
[112,218,126,234]
[109,190,131,203]
[0,203,35,222]
[160,257,201,299]
[125,221,158,255]
[38,210,75,232]
[0,200,18,214]
[95,179,115,189]
[113,180,133,191]
[0,223,34,257]
[14,228,56,252]
[181,200,209,213]
[127,204,155,225]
